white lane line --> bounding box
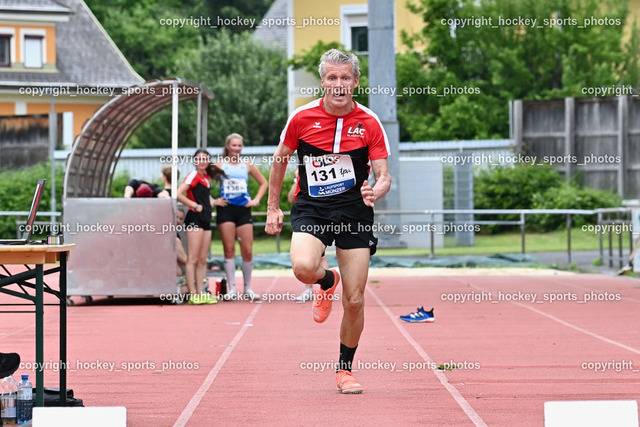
[511,300,640,355]
[0,324,34,339]
[466,281,640,355]
[543,275,640,305]
[367,285,488,427]
[174,277,279,427]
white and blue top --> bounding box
[221,162,251,206]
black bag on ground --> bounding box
[31,387,84,407]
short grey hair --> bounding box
[318,48,361,79]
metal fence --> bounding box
[3,207,636,268]
[594,207,636,269]
[252,208,620,265]
[53,140,515,184]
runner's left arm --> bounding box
[361,158,391,208]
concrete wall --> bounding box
[398,158,443,249]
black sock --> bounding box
[337,343,358,372]
[316,269,334,291]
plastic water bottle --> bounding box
[1,375,17,424]
[15,375,31,425]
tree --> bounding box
[84,0,201,79]
[402,0,640,141]
[84,1,287,148]
[180,31,288,146]
[85,0,276,79]
[205,0,275,35]
[130,30,288,149]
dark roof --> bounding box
[252,0,287,50]
[0,0,142,88]
[0,0,70,14]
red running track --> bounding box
[0,268,639,426]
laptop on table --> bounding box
[0,179,46,245]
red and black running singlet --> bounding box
[280,98,390,207]
[183,170,211,213]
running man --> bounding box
[265,49,391,394]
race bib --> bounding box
[223,178,247,195]
[304,154,356,197]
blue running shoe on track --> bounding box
[400,307,434,323]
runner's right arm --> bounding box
[265,143,293,235]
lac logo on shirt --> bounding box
[347,123,365,138]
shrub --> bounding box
[0,162,64,238]
[474,163,621,232]
[474,163,563,232]
[530,182,621,230]
[0,162,295,240]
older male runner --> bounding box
[265,48,391,394]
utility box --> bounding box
[63,198,177,297]
[398,158,444,249]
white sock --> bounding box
[224,258,236,292]
[242,260,253,291]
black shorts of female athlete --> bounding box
[216,205,253,226]
[184,209,212,231]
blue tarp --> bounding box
[208,252,541,269]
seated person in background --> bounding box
[0,352,20,378]
[124,178,170,198]
[161,165,178,197]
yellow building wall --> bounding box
[294,0,343,53]
[395,3,424,50]
[293,0,422,54]
[627,0,640,39]
[292,0,424,109]
[0,22,56,66]
[0,102,14,115]
[26,101,106,139]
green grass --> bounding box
[375,228,627,257]
[437,364,458,371]
[210,228,627,257]
[210,232,291,255]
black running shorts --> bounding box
[291,202,378,255]
[184,210,212,231]
[216,204,253,226]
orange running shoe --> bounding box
[336,370,363,394]
[312,269,340,323]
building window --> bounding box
[24,35,43,68]
[350,26,368,54]
[0,35,11,67]
[341,5,369,56]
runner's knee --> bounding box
[343,292,364,314]
[292,258,321,284]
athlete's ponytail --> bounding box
[206,163,227,183]
[194,148,228,183]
